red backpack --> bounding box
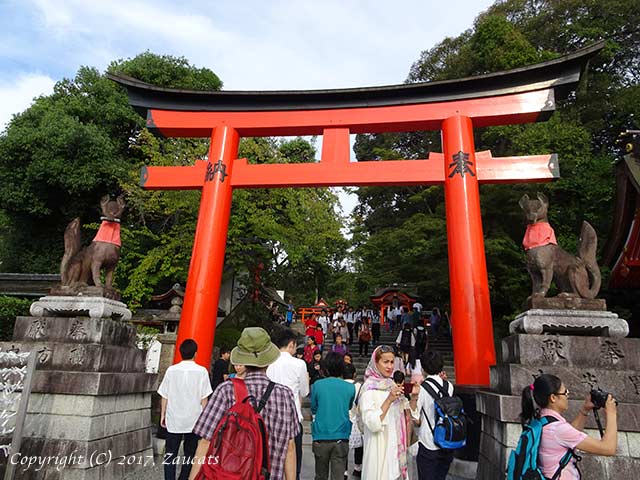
[196,378,275,480]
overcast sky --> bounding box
[0,0,495,214]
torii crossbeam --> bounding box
[110,41,602,387]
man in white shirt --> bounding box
[158,339,213,480]
[317,309,330,335]
[267,328,310,480]
[409,351,454,480]
[344,306,355,345]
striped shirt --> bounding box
[193,371,300,480]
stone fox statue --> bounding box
[519,193,601,299]
[60,195,125,289]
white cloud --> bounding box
[0,73,56,132]
[20,0,494,90]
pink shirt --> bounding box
[539,409,587,480]
[522,222,557,250]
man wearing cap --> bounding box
[189,328,300,480]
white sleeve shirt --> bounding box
[267,351,309,422]
[157,360,213,433]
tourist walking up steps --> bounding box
[158,339,212,480]
[371,310,381,345]
[358,317,372,357]
[331,333,349,356]
[360,345,409,480]
[430,307,441,338]
[309,350,326,385]
[189,327,299,480]
[386,305,396,332]
[396,324,415,365]
[311,352,355,480]
[318,309,330,336]
[304,336,320,364]
[345,306,356,346]
[267,328,310,480]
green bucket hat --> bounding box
[230,327,280,367]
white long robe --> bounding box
[360,389,404,480]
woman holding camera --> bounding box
[522,374,618,479]
[359,345,408,480]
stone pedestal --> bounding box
[510,309,629,337]
[30,296,132,321]
[476,332,640,478]
[0,315,156,479]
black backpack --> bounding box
[415,326,427,345]
[421,378,467,449]
[400,328,412,348]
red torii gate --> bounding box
[109,42,601,387]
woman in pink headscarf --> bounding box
[359,345,409,479]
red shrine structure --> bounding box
[370,287,418,325]
[297,298,332,324]
[110,42,602,387]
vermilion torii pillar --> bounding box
[110,42,601,387]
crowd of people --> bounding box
[156,308,618,480]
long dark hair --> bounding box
[520,374,562,425]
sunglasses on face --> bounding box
[377,345,394,354]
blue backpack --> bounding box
[507,416,579,480]
[420,378,467,449]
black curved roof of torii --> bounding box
[108,41,604,114]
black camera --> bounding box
[590,389,612,409]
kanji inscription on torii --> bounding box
[448,151,475,178]
[205,160,228,183]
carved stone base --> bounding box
[0,313,156,479]
[527,294,607,311]
[30,296,132,321]
[50,285,121,301]
[509,309,628,337]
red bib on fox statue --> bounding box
[522,222,557,251]
[93,221,121,247]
